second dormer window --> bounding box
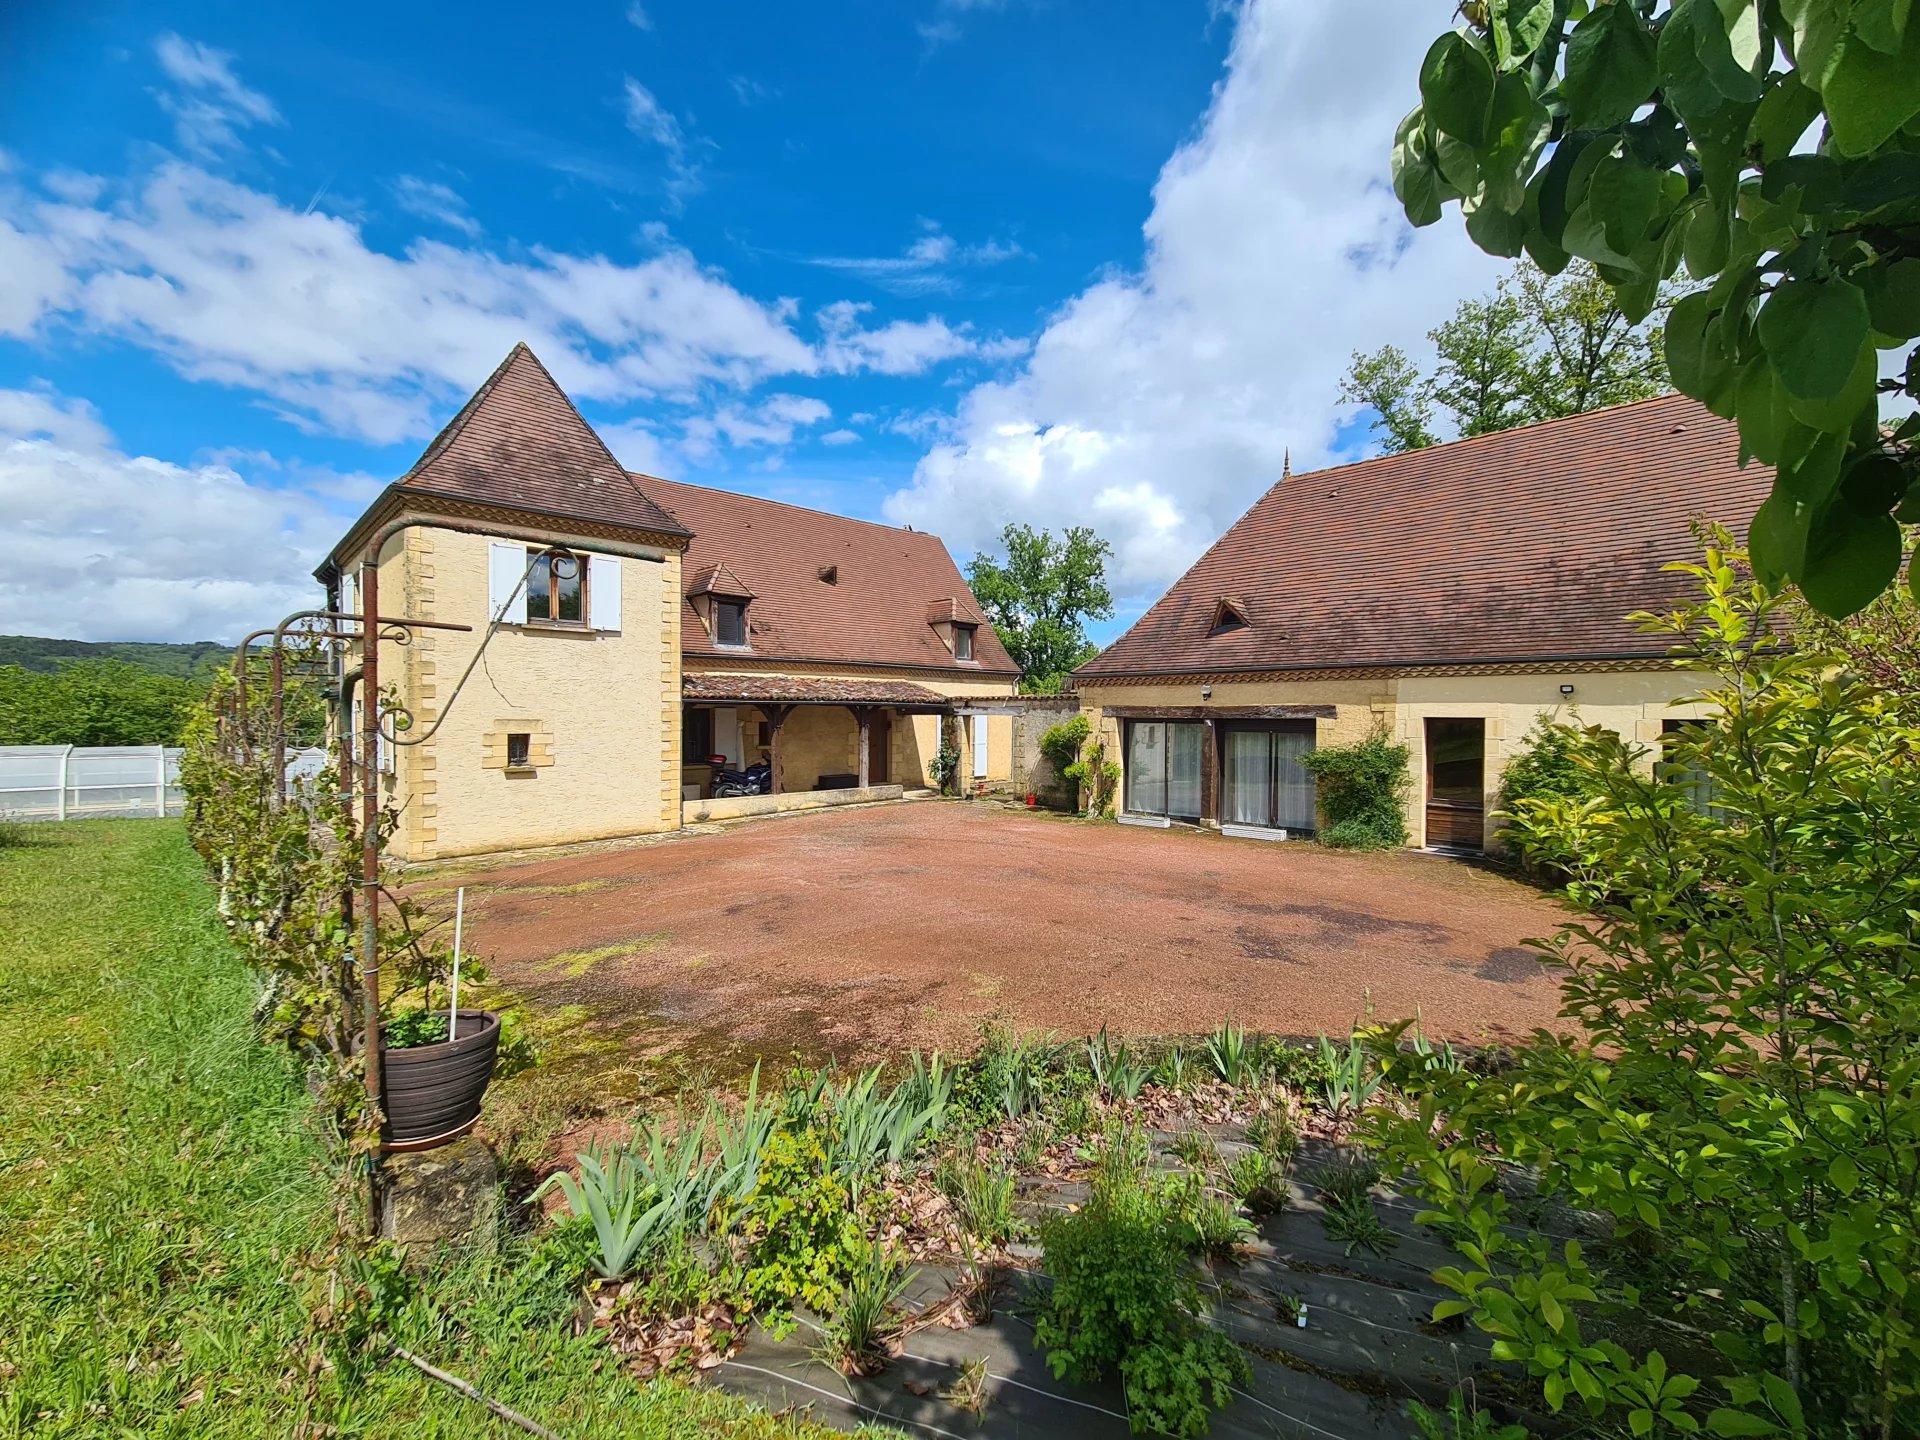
[715,599,748,647]
[953,623,975,661]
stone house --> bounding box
[1072,394,1772,852]
[318,344,1020,861]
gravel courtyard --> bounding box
[421,801,1573,1075]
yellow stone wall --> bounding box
[361,526,682,862]
[1075,666,1713,849]
[684,659,1020,788]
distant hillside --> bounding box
[0,635,233,679]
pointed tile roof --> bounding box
[397,343,688,539]
[687,561,755,599]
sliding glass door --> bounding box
[1124,721,1202,821]
[1222,723,1316,832]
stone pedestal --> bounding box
[380,1136,501,1255]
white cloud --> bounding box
[625,1,653,29]
[3,161,995,444]
[802,222,1026,296]
[389,175,481,238]
[816,300,987,376]
[0,386,113,450]
[882,0,1503,607]
[0,221,69,336]
[621,78,700,207]
[729,75,778,106]
[0,390,346,641]
[152,33,282,157]
[819,428,859,446]
[681,391,831,460]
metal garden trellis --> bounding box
[224,516,669,1195]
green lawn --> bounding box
[0,821,848,1438]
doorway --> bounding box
[1424,717,1485,852]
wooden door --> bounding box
[870,711,891,784]
[1424,717,1485,851]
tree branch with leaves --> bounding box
[1391,0,1920,616]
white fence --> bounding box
[0,745,328,822]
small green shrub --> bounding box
[1058,1090,1097,1138]
[1322,1191,1396,1257]
[1162,1173,1254,1260]
[1317,1151,1382,1206]
[1040,714,1090,779]
[1171,1128,1222,1173]
[1258,1038,1325,1088]
[1152,1045,1191,1090]
[823,1240,910,1375]
[381,1008,451,1049]
[936,1154,1017,1246]
[1204,1021,1260,1087]
[1317,1030,1383,1118]
[1034,1161,1250,1437]
[1298,728,1410,850]
[1407,1391,1531,1440]
[1226,1149,1290,1216]
[1495,715,1604,870]
[538,1142,673,1281]
[740,1126,862,1321]
[1243,1108,1300,1165]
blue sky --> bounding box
[0,0,1504,643]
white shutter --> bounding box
[488,542,527,625]
[589,554,622,632]
[973,716,990,777]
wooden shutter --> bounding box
[589,554,622,632]
[488,542,527,625]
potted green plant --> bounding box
[381,1006,501,1147]
[378,886,500,1149]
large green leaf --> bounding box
[1562,1,1658,130]
[1802,498,1904,616]
[1491,0,1557,67]
[1733,358,1791,465]
[1864,258,1920,338]
[1682,195,1731,279]
[1392,109,1449,226]
[1421,32,1497,145]
[1694,0,1767,102]
[1822,18,1920,156]
[1749,490,1811,584]
[1588,152,1664,254]
[1466,195,1528,256]
[1665,291,1736,404]
[1757,278,1871,400]
[1750,71,1823,162]
[1482,72,1552,212]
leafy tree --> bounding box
[1339,344,1439,452]
[1369,542,1920,1438]
[1390,0,1920,617]
[1342,261,1669,452]
[966,523,1115,692]
[0,660,204,745]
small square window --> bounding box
[715,600,748,647]
[506,732,531,769]
[953,624,975,661]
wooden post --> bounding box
[762,704,793,794]
[1200,718,1219,826]
[853,706,873,788]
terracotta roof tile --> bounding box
[1078,394,1773,677]
[397,344,689,539]
[688,562,754,598]
[636,475,1019,676]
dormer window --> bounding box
[953,624,976,661]
[715,599,749,647]
[1208,597,1252,636]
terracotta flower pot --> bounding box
[380,1009,500,1149]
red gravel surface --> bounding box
[426,802,1574,1069]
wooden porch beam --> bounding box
[1098,704,1335,721]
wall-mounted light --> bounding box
[1200,684,1213,700]
[1559,683,1575,698]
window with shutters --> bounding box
[526,548,587,624]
